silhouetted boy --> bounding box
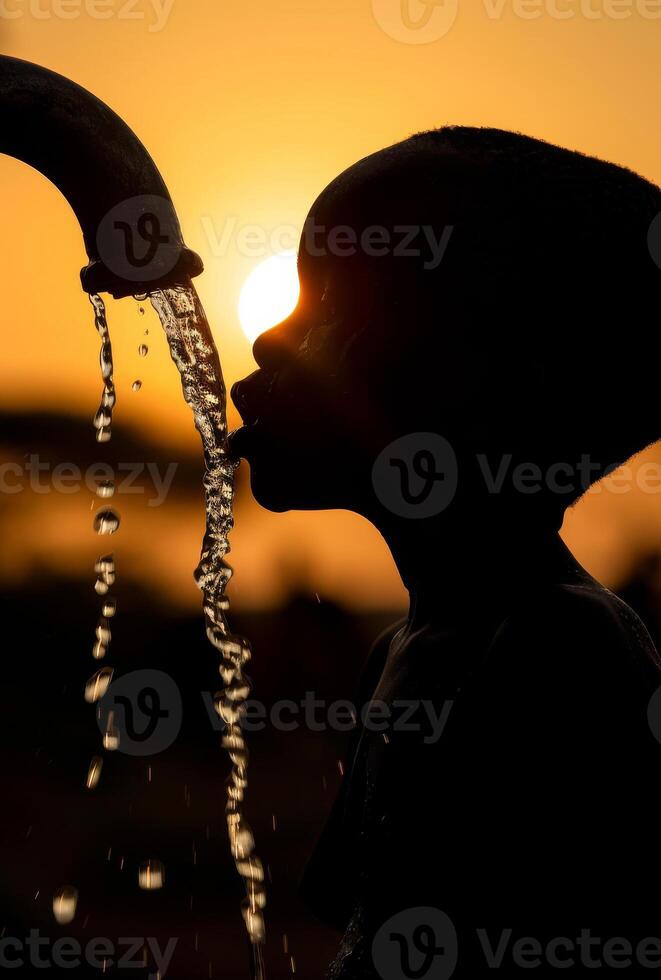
[231,128,661,977]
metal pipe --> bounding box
[0,55,203,298]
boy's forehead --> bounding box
[296,146,459,288]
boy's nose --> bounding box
[252,311,310,372]
[252,324,288,372]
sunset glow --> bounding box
[1,6,661,609]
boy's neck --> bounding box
[377,514,589,631]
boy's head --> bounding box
[230,127,661,527]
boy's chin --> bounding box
[248,467,300,513]
[248,466,338,514]
[249,478,291,513]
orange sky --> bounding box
[1,3,661,610]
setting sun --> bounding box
[238,252,300,345]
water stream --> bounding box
[87,294,120,756]
[84,284,266,980]
[149,285,266,979]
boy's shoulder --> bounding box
[489,581,661,686]
[470,583,661,754]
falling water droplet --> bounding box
[102,598,117,618]
[132,380,142,392]
[103,730,120,751]
[138,859,165,890]
[102,388,116,411]
[229,826,255,860]
[84,667,113,704]
[103,711,120,751]
[86,756,103,790]
[242,901,266,945]
[92,640,107,660]
[96,481,115,499]
[100,342,113,380]
[95,555,115,582]
[53,886,78,924]
[94,408,111,430]
[96,618,112,645]
[94,510,120,535]
[138,344,148,358]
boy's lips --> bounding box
[229,371,278,458]
[231,371,276,425]
[227,421,264,459]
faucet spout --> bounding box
[0,56,203,298]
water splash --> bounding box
[149,285,266,979]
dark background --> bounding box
[2,412,661,979]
